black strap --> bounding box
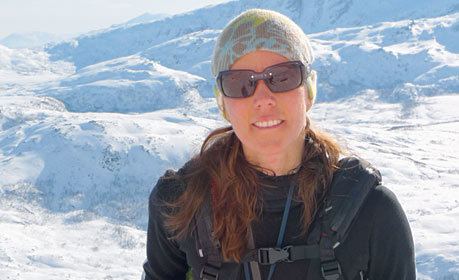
[318,195,344,280]
[197,190,222,280]
[200,263,220,280]
[246,226,262,280]
[289,244,321,260]
[242,244,321,264]
[327,157,380,241]
[319,234,343,280]
[321,259,343,280]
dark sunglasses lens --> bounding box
[220,71,255,98]
[267,63,303,92]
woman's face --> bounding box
[223,50,310,164]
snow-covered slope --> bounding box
[296,0,459,32]
[0,96,221,227]
[0,45,72,76]
[45,1,241,70]
[37,55,206,113]
[310,13,459,101]
[140,29,220,82]
[0,32,67,49]
[0,95,223,279]
[114,12,170,28]
[0,205,146,280]
[0,44,74,92]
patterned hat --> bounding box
[211,9,316,120]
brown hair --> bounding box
[162,119,342,262]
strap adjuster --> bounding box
[200,263,219,280]
[321,260,342,280]
[257,246,292,265]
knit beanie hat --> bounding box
[211,9,317,120]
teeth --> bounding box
[254,120,282,128]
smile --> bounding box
[253,120,283,128]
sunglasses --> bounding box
[216,61,311,98]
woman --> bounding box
[142,9,415,280]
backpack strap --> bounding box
[326,157,381,241]
[246,226,262,280]
[314,156,381,279]
[318,198,344,280]
[195,188,223,280]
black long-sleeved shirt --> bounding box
[143,160,416,280]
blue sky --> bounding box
[0,0,230,38]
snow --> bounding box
[0,44,75,94]
[0,32,68,49]
[1,0,458,279]
[113,13,170,28]
[0,203,146,279]
[36,55,207,113]
[309,13,459,101]
[0,95,220,226]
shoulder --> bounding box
[368,184,400,206]
[335,184,414,278]
[366,184,408,223]
[362,187,415,278]
[359,181,412,240]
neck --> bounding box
[243,140,304,176]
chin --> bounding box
[251,141,287,153]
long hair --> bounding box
[162,118,342,262]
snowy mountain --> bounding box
[42,0,458,104]
[140,29,220,83]
[309,14,459,101]
[0,32,69,49]
[1,0,458,279]
[36,55,206,113]
[114,12,170,28]
[45,0,458,69]
[40,12,458,106]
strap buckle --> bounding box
[321,260,342,280]
[257,246,292,265]
[200,263,219,280]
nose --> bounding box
[252,80,276,109]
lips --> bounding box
[253,119,283,128]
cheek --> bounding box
[222,99,233,120]
[223,98,237,125]
[223,98,246,124]
[290,87,309,113]
[286,89,309,128]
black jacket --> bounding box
[143,158,416,279]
